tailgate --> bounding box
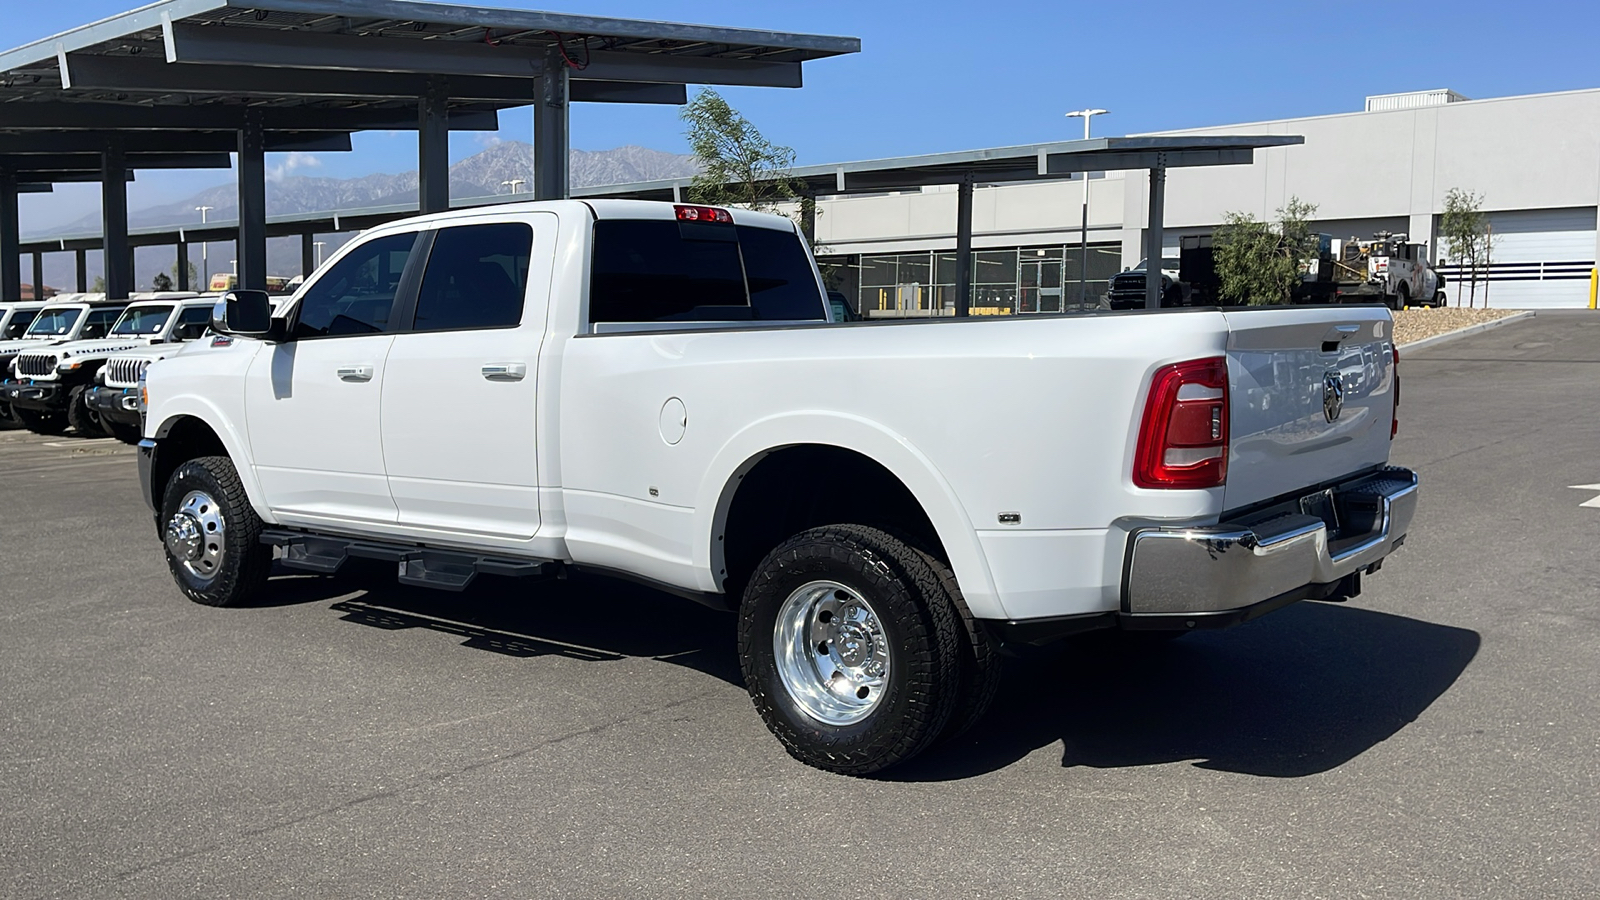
[1221,307,1395,511]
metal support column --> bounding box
[1144,163,1167,310]
[301,232,316,278]
[237,110,267,292]
[31,251,43,298]
[954,175,974,317]
[0,170,19,302]
[418,78,450,214]
[533,50,570,201]
[102,138,131,300]
[74,249,87,292]
[176,240,189,290]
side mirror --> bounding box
[212,290,273,338]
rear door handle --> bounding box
[481,362,527,381]
[336,365,374,382]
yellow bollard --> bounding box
[1591,268,1598,310]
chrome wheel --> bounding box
[165,490,225,581]
[773,580,891,725]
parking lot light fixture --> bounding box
[1065,108,1109,309]
[194,205,213,291]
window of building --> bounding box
[412,223,533,332]
[292,232,419,338]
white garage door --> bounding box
[1439,208,1596,309]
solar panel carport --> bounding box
[0,0,859,301]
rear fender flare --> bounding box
[693,411,1007,620]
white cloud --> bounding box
[267,151,323,182]
[474,133,505,148]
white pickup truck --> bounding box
[137,200,1418,774]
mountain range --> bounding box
[62,142,702,235]
[31,143,700,292]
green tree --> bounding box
[90,275,106,293]
[151,272,174,291]
[1214,197,1320,305]
[680,88,818,244]
[1441,187,1489,307]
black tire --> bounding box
[14,406,68,435]
[914,549,1002,744]
[159,455,271,607]
[1393,284,1410,311]
[738,525,961,775]
[105,420,142,445]
[1432,290,1448,308]
[66,385,110,438]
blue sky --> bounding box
[12,0,1600,231]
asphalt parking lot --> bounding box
[2,311,1598,899]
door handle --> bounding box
[481,362,527,381]
[336,365,374,382]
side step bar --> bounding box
[260,529,556,592]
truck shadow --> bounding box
[258,562,744,687]
[259,569,1477,781]
[894,601,1481,781]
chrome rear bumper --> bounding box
[1124,467,1418,618]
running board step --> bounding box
[260,529,555,592]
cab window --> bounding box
[79,309,122,340]
[26,308,80,336]
[292,233,419,338]
[2,310,37,339]
[411,223,533,332]
[111,305,175,336]
[589,219,825,324]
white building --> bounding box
[814,87,1600,311]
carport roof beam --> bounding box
[0,133,354,154]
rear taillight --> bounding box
[1391,344,1400,439]
[1134,357,1229,489]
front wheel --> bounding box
[14,407,68,435]
[160,455,271,607]
[66,385,110,438]
[739,525,961,775]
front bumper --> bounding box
[1123,467,1419,623]
[86,385,142,425]
[0,379,64,411]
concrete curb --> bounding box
[1398,310,1536,353]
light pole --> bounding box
[313,241,326,269]
[500,179,525,195]
[1065,108,1109,309]
[194,205,213,290]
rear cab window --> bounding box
[409,223,534,332]
[588,216,825,331]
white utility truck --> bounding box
[137,200,1419,774]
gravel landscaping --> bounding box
[1392,307,1522,346]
